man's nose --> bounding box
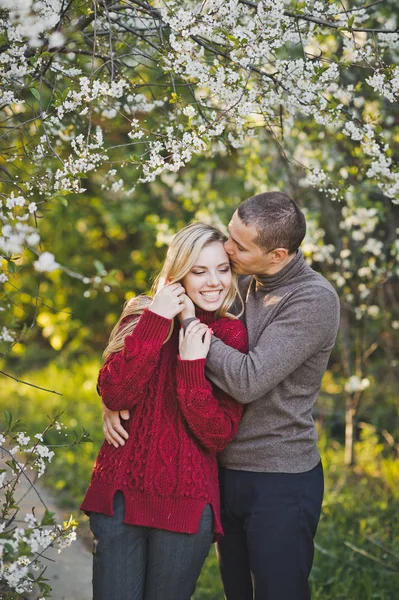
[224,238,234,255]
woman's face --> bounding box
[182,241,232,311]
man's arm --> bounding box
[206,286,340,404]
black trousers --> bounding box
[217,461,324,600]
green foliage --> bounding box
[1,366,398,599]
[0,361,102,507]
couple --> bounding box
[81,191,340,600]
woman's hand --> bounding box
[178,293,196,322]
[149,282,185,320]
[179,320,212,360]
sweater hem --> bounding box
[81,482,222,535]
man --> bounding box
[102,191,340,600]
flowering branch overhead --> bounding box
[0,0,398,360]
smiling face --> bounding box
[182,241,232,311]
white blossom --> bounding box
[33,252,60,273]
[48,31,65,49]
[345,376,371,394]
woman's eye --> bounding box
[219,268,230,273]
[192,271,205,275]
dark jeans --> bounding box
[217,461,324,600]
[89,491,213,600]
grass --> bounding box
[1,359,398,599]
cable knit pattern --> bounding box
[81,308,248,536]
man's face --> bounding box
[224,211,276,275]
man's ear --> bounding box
[270,248,289,263]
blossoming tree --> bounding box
[1,0,398,439]
[1,1,398,594]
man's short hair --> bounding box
[237,191,306,254]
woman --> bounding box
[81,223,248,600]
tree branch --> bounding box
[239,0,398,33]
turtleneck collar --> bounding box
[195,307,219,325]
[254,249,306,292]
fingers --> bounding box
[169,284,186,304]
[165,282,185,296]
[102,406,129,448]
[180,293,192,307]
[119,410,130,420]
[103,418,129,448]
[203,328,212,352]
[150,282,186,319]
[184,320,208,337]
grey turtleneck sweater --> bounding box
[206,250,340,473]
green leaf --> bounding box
[30,88,40,100]
[76,172,88,179]
[102,269,120,286]
[4,542,16,556]
[4,410,12,428]
[94,260,106,276]
[5,459,18,473]
[8,260,18,274]
[41,509,56,526]
[347,16,355,29]
[80,427,93,443]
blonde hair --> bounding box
[103,222,243,359]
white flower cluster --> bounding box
[302,196,396,314]
[0,424,76,595]
[33,251,60,273]
[0,195,42,345]
[377,31,399,51]
[344,375,370,394]
[57,76,128,120]
[0,326,15,343]
[342,123,399,202]
[53,129,107,193]
[140,129,208,182]
[366,66,399,103]
[0,0,63,47]
[0,0,398,349]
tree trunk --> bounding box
[345,400,355,466]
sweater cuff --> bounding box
[127,308,171,345]
[181,317,198,330]
[176,357,208,389]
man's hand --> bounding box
[102,402,130,448]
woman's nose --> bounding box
[206,271,220,286]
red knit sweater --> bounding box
[81,308,248,536]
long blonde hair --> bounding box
[103,222,243,359]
